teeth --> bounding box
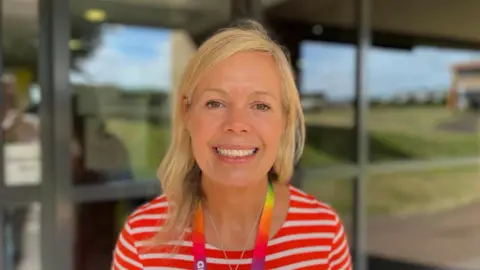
[216,148,256,157]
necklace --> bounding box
[192,180,275,270]
[207,205,263,270]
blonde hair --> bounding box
[156,20,306,244]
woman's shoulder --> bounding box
[287,185,343,225]
[123,195,170,234]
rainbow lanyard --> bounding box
[192,181,275,270]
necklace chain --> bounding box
[207,206,264,270]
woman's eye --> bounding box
[254,103,271,111]
[205,100,223,109]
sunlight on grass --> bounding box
[367,165,480,216]
[303,165,480,217]
[303,106,479,165]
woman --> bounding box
[112,20,352,270]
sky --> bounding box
[70,23,480,101]
[70,24,171,90]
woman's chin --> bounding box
[206,175,265,188]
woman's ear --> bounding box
[183,96,191,131]
[183,96,189,114]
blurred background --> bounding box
[0,0,479,269]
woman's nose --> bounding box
[223,107,251,133]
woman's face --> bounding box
[186,51,285,187]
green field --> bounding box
[302,106,479,165]
[303,165,480,219]
[106,106,480,216]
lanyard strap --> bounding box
[192,181,275,270]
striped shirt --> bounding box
[112,186,352,269]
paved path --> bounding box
[436,114,480,133]
[365,201,480,269]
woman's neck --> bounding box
[201,175,269,235]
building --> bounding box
[449,61,480,110]
[1,0,480,270]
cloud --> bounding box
[73,24,172,91]
[301,41,355,100]
[300,41,480,100]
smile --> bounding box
[214,147,259,158]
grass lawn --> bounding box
[303,165,480,218]
[302,106,479,166]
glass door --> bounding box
[1,0,42,269]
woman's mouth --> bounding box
[212,147,259,163]
[214,147,258,157]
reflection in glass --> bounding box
[368,46,480,162]
[70,24,174,184]
[2,0,41,186]
[367,166,480,269]
[69,22,188,270]
[300,41,355,167]
[3,203,41,270]
[69,0,231,183]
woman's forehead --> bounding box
[194,52,282,98]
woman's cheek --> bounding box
[252,110,283,127]
[192,110,225,129]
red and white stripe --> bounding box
[113,186,352,270]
